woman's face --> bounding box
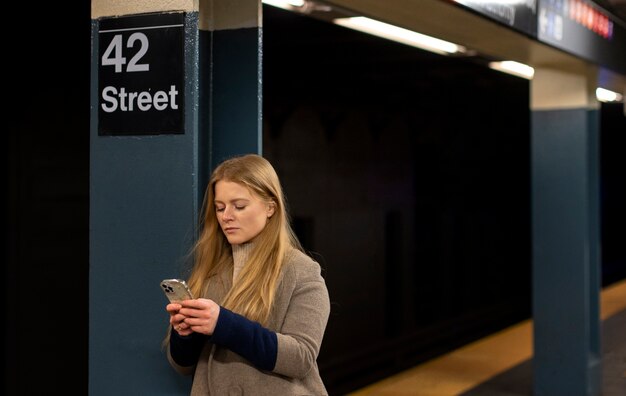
[214,180,275,245]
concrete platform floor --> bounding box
[349,279,626,396]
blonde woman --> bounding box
[165,154,331,395]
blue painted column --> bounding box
[531,66,602,396]
[201,0,263,169]
[89,1,261,394]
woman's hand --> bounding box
[178,298,221,336]
[166,302,193,336]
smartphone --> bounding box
[160,279,194,303]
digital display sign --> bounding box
[538,0,626,75]
[449,1,626,75]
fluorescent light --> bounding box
[262,0,305,10]
[488,61,535,79]
[596,87,623,103]
[333,17,466,55]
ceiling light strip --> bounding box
[596,87,623,102]
[488,61,535,79]
[333,17,466,55]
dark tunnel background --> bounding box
[3,3,625,395]
[262,5,626,392]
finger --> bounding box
[178,307,203,318]
[166,303,182,313]
[174,323,192,335]
[183,317,208,327]
[180,298,212,309]
[177,328,193,336]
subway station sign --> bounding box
[451,0,626,75]
[537,0,626,75]
[453,0,538,37]
[98,12,185,136]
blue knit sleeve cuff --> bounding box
[169,327,209,367]
[211,307,278,371]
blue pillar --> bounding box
[89,1,261,394]
[531,67,602,396]
[201,0,263,170]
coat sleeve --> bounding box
[272,263,331,379]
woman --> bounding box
[165,154,330,395]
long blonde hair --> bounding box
[187,154,302,325]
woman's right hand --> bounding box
[166,302,193,336]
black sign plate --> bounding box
[98,12,185,136]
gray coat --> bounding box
[167,249,331,395]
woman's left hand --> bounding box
[178,298,221,336]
